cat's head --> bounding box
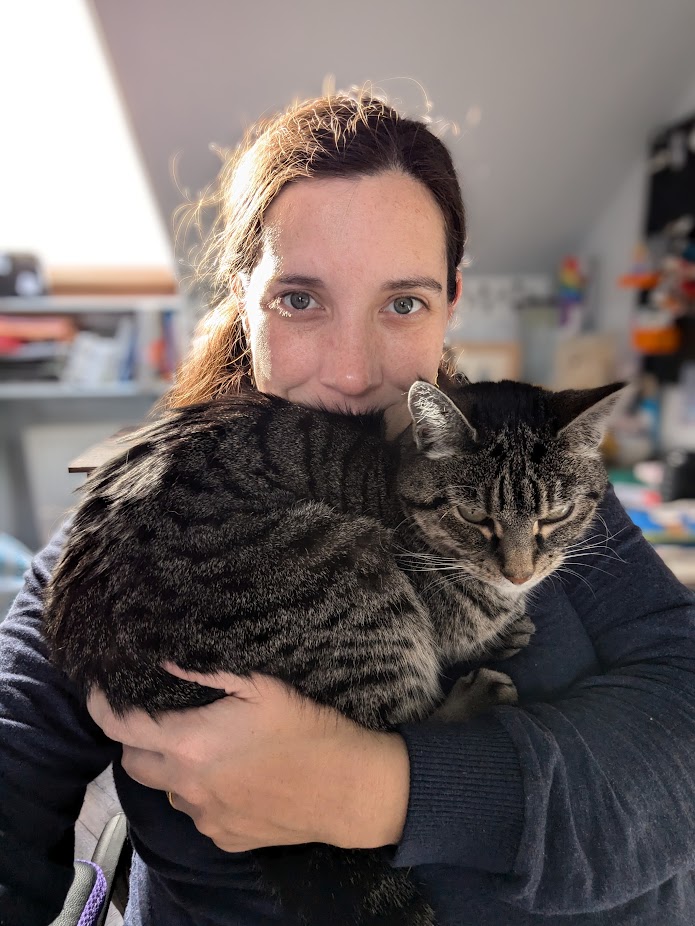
[397,378,627,594]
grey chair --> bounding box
[51,813,131,926]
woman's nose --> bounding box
[318,319,382,397]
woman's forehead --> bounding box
[260,172,447,276]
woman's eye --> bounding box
[457,505,489,525]
[280,292,317,312]
[387,296,425,316]
[540,504,574,525]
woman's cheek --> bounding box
[397,328,444,384]
[249,315,285,394]
[257,322,319,395]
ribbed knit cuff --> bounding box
[391,715,524,873]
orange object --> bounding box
[619,272,660,290]
[0,315,76,341]
[632,324,681,354]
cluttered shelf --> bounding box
[0,290,186,551]
[0,295,177,313]
[0,294,185,396]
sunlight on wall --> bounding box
[0,0,174,267]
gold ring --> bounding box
[167,790,176,808]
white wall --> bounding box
[579,71,695,364]
[0,0,173,268]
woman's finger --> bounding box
[121,744,168,789]
[161,663,274,701]
[86,688,166,749]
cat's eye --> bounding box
[457,504,490,525]
[539,503,574,525]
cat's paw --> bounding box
[494,615,536,660]
[430,668,517,723]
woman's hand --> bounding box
[87,667,410,853]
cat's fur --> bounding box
[44,377,624,926]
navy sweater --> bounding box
[2,487,695,925]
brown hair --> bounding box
[167,92,466,408]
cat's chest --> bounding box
[440,578,599,702]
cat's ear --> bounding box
[407,381,476,460]
[552,382,630,450]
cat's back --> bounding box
[74,390,393,539]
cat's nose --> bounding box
[502,570,533,586]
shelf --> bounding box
[0,380,168,399]
[0,296,185,397]
[0,295,181,314]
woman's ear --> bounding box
[448,270,463,321]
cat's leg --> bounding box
[492,614,536,660]
[429,668,518,723]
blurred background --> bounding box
[4,0,695,610]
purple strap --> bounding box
[75,860,108,926]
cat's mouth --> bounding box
[473,567,551,595]
[456,561,540,593]
[499,573,544,593]
[493,560,561,593]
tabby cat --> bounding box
[45,377,624,926]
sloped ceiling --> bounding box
[89,0,695,274]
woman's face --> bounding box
[239,170,461,414]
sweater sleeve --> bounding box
[393,486,695,914]
[0,526,117,926]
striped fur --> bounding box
[44,377,624,926]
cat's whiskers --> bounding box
[594,512,611,543]
[560,558,618,579]
[577,520,629,547]
[394,548,483,583]
[542,572,563,596]
[391,543,482,594]
[565,541,624,555]
[563,543,626,560]
[564,534,609,550]
[563,532,628,565]
[399,562,466,572]
[421,569,477,597]
[593,513,630,548]
[562,540,627,564]
[564,526,628,553]
[394,549,461,566]
[562,550,624,566]
[390,537,462,568]
[391,514,417,536]
[555,564,597,596]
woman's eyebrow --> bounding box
[275,274,324,288]
[381,276,443,293]
[275,274,443,293]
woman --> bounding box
[2,92,695,926]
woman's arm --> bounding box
[0,527,117,926]
[89,669,411,853]
[91,485,695,914]
[393,485,695,913]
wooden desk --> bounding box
[68,428,139,474]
